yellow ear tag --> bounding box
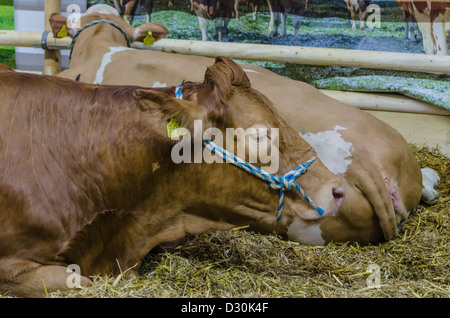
[57,24,68,38]
[167,118,188,139]
[143,31,155,46]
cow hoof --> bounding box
[421,167,440,205]
[421,188,439,205]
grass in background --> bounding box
[0,3,15,68]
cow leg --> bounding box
[234,0,240,20]
[214,17,230,41]
[223,17,230,41]
[421,168,440,205]
[414,23,423,42]
[268,11,274,34]
[213,18,221,41]
[280,12,288,37]
[349,6,357,29]
[347,157,398,240]
[384,178,408,226]
[293,15,302,41]
[267,0,275,35]
[359,9,367,30]
[417,21,435,54]
[0,262,91,297]
[197,17,210,41]
[402,11,410,40]
[432,20,449,55]
[112,0,124,15]
[252,4,259,21]
[407,21,415,41]
[404,11,417,42]
[143,0,153,22]
[414,10,437,55]
[271,12,281,38]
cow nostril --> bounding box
[332,186,345,202]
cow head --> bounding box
[134,57,345,245]
[49,4,168,44]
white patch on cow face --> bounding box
[287,218,325,246]
[152,81,168,88]
[299,125,353,175]
[94,47,134,84]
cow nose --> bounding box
[332,186,345,207]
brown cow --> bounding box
[409,0,450,55]
[0,57,343,297]
[51,7,438,246]
[344,0,371,30]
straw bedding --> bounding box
[2,145,448,298]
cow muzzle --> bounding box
[286,178,345,221]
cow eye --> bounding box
[250,128,269,144]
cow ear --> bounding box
[195,56,251,120]
[133,89,204,130]
[50,13,78,38]
[132,23,169,43]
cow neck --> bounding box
[70,19,131,61]
[174,84,325,221]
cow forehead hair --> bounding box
[85,4,120,16]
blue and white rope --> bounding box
[203,140,325,220]
[174,84,324,220]
[175,85,183,100]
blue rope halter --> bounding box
[69,19,131,61]
[174,85,325,221]
[203,140,325,220]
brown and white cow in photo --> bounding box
[191,0,236,41]
[344,0,371,30]
[267,0,309,40]
[51,6,439,245]
[409,0,450,55]
[0,57,344,297]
